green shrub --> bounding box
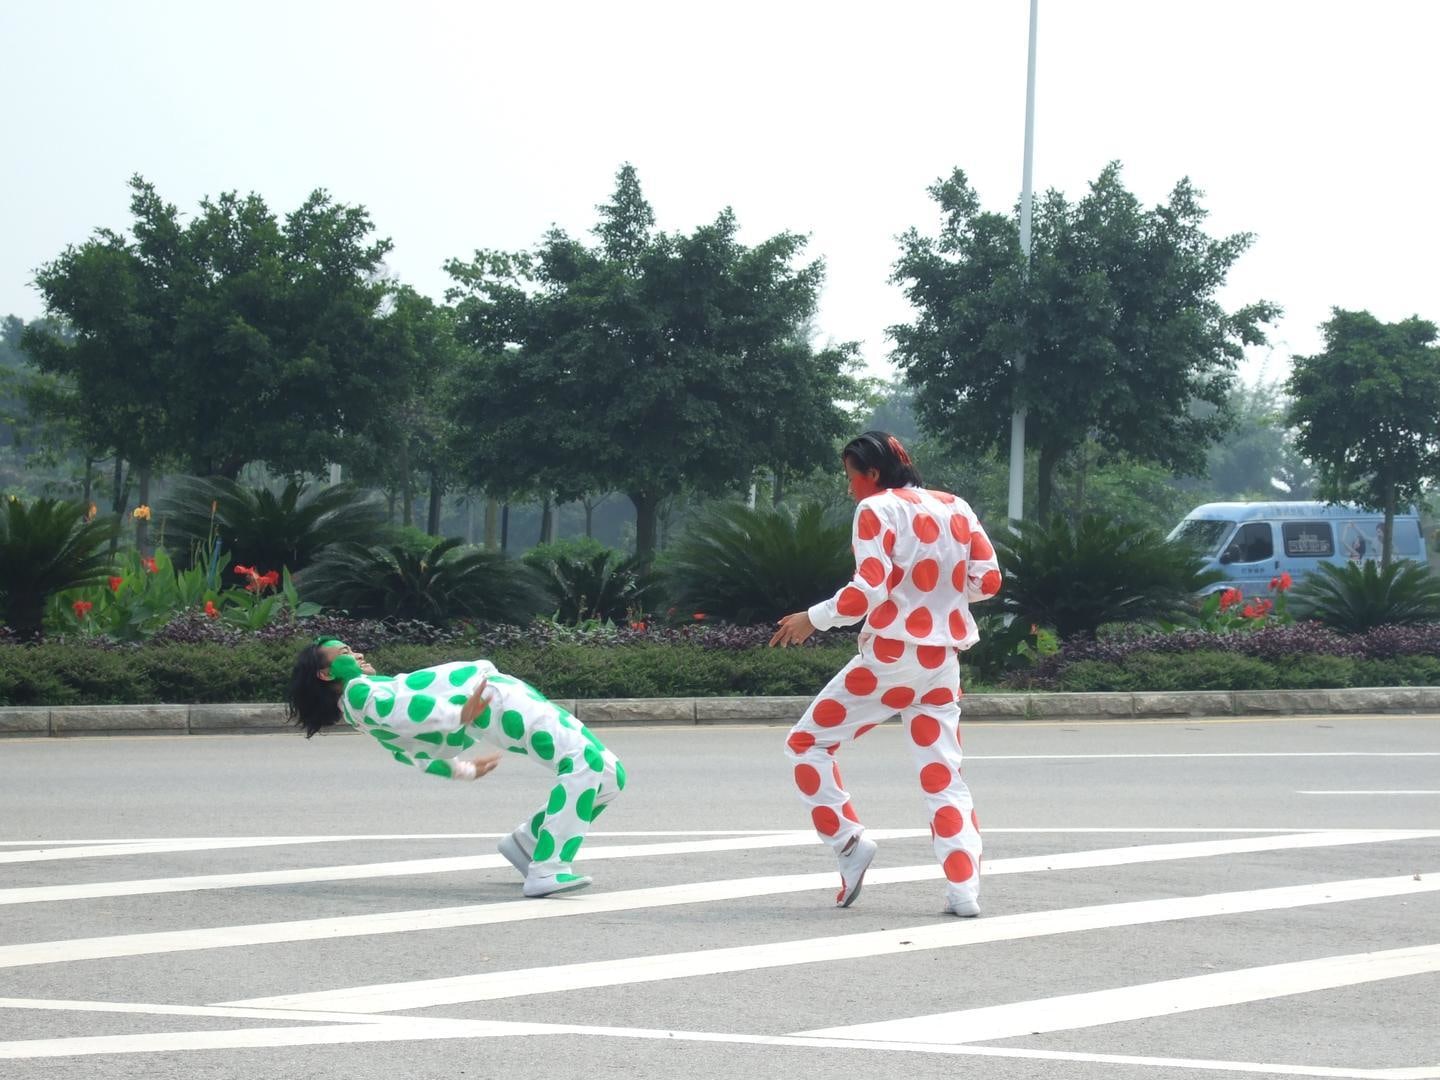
[1289,560,1440,633]
[997,514,1223,641]
[301,539,546,625]
[1057,651,1280,692]
[0,497,118,639]
[1354,656,1440,687]
[160,477,388,575]
[663,501,851,624]
[522,542,664,625]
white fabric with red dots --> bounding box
[807,486,1001,650]
[786,636,982,901]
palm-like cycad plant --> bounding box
[998,513,1222,640]
[1289,560,1440,633]
[664,501,852,625]
[161,477,388,575]
[301,538,545,625]
[0,498,118,638]
[524,545,664,624]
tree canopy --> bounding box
[891,162,1278,520]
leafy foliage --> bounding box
[522,539,664,624]
[161,477,388,575]
[446,164,860,555]
[1288,560,1440,633]
[1287,310,1440,565]
[0,498,117,638]
[996,513,1223,640]
[662,501,852,625]
[301,538,545,625]
[891,163,1277,519]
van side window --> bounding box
[1229,522,1274,563]
[1282,522,1335,557]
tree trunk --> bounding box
[485,498,499,551]
[385,489,397,524]
[1382,480,1396,570]
[81,455,94,510]
[399,441,413,528]
[134,466,152,557]
[500,503,510,553]
[584,500,594,539]
[109,458,128,557]
[538,498,556,545]
[1036,443,1062,523]
[772,468,785,507]
[630,491,659,561]
[1072,443,1089,522]
[465,498,476,545]
[426,470,443,536]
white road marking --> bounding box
[971,752,1440,760]
[0,830,801,865]
[224,871,1440,1013]
[802,944,1440,1043]
[7,831,1429,969]
[1299,791,1440,796]
[0,829,925,906]
[0,1006,1435,1077]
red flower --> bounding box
[1218,588,1243,612]
[259,570,280,589]
[1270,572,1293,592]
[72,600,93,619]
[142,556,158,574]
[234,565,254,578]
[692,612,707,621]
[204,600,219,619]
[108,576,124,592]
[629,621,647,631]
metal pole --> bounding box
[1006,0,1039,523]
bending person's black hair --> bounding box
[287,643,342,738]
[842,430,924,489]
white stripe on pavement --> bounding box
[224,871,1440,1013]
[1299,791,1440,796]
[0,830,927,906]
[1,1005,1434,1077]
[802,944,1440,1043]
[8,830,1429,970]
[0,830,801,865]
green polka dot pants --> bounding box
[487,676,626,878]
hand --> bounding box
[469,751,502,779]
[460,677,495,726]
[769,611,815,648]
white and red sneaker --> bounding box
[835,834,877,908]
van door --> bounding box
[1219,521,1277,592]
[1280,521,1337,582]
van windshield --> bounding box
[1170,519,1234,556]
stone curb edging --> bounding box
[2,687,1438,736]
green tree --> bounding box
[1286,309,1440,566]
[891,163,1278,521]
[24,175,402,484]
[1206,380,1316,500]
[446,164,858,558]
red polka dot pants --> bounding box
[785,635,981,900]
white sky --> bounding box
[3,0,1436,386]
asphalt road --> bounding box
[1,714,1437,1079]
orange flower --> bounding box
[85,502,98,521]
[1270,572,1293,592]
[1218,588,1243,612]
[629,621,648,631]
[204,600,219,618]
[693,612,707,621]
[108,576,124,592]
[142,556,158,574]
[72,600,93,619]
[132,505,152,521]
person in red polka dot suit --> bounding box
[770,431,1001,917]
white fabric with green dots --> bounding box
[336,660,625,878]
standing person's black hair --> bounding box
[842,431,924,489]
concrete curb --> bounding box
[3,687,1439,736]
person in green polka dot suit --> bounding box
[287,639,626,898]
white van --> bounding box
[1168,502,1430,596]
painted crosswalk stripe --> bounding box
[224,871,1440,1013]
[6,831,1429,969]
[2,1019,1436,1077]
[800,943,1440,1043]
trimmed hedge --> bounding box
[1054,651,1440,693]
[0,640,861,706]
